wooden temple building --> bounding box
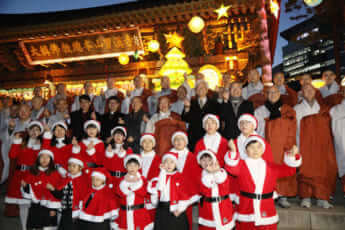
[0,0,281,99]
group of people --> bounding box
[0,68,344,230]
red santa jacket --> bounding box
[147,170,191,213]
[42,132,73,174]
[78,184,118,223]
[198,169,236,229]
[116,174,152,230]
[194,134,229,167]
[22,169,63,209]
[140,152,161,181]
[170,148,201,204]
[54,172,90,216]
[73,137,105,166]
[101,146,133,183]
[5,138,40,203]
[224,150,302,226]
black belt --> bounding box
[120,204,145,211]
[203,195,229,203]
[86,162,98,168]
[109,170,126,178]
[16,165,31,171]
[158,202,170,208]
[240,191,273,200]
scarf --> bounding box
[264,99,282,120]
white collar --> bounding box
[69,172,82,179]
[28,138,41,150]
[170,147,189,156]
[141,151,155,157]
[342,98,345,105]
[56,137,65,143]
[38,166,48,171]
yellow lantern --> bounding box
[147,40,160,52]
[188,16,205,34]
[118,53,129,65]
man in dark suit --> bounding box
[100,96,125,143]
[219,81,254,139]
[69,94,100,140]
[182,80,219,151]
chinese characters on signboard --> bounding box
[20,28,144,65]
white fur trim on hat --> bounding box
[237,113,258,130]
[243,135,266,152]
[27,121,44,134]
[52,121,68,131]
[140,133,156,147]
[111,126,127,137]
[162,152,178,164]
[83,120,100,132]
[91,172,106,181]
[197,149,217,165]
[124,154,141,168]
[171,131,188,145]
[202,114,220,129]
[68,158,84,167]
[38,149,54,160]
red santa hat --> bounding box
[83,120,101,132]
[124,154,141,168]
[140,133,156,147]
[202,114,220,129]
[68,155,85,168]
[111,126,127,137]
[197,149,218,165]
[38,149,54,160]
[51,121,68,131]
[171,131,188,145]
[237,113,258,130]
[91,167,111,182]
[244,135,266,152]
[162,152,178,164]
[27,120,44,134]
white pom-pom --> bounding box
[109,184,113,188]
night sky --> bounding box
[0,0,312,67]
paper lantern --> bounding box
[188,16,205,34]
[118,54,129,65]
[304,0,322,7]
[147,40,160,52]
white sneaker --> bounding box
[317,199,333,209]
[278,197,291,208]
[300,198,311,208]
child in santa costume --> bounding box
[72,120,105,168]
[224,136,302,230]
[21,149,63,230]
[5,120,44,230]
[194,114,229,167]
[170,131,201,229]
[140,133,161,181]
[148,152,191,230]
[46,155,90,230]
[42,121,73,177]
[228,114,274,204]
[76,167,118,230]
[101,126,133,186]
[196,149,236,230]
[115,154,153,230]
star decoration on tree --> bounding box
[164,32,184,49]
[214,4,231,20]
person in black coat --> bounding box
[123,96,149,153]
[100,96,125,143]
[182,80,219,151]
[69,94,100,141]
[219,81,254,139]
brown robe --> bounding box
[248,92,266,110]
[154,114,186,156]
[298,106,338,200]
[323,93,343,107]
[265,105,297,197]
